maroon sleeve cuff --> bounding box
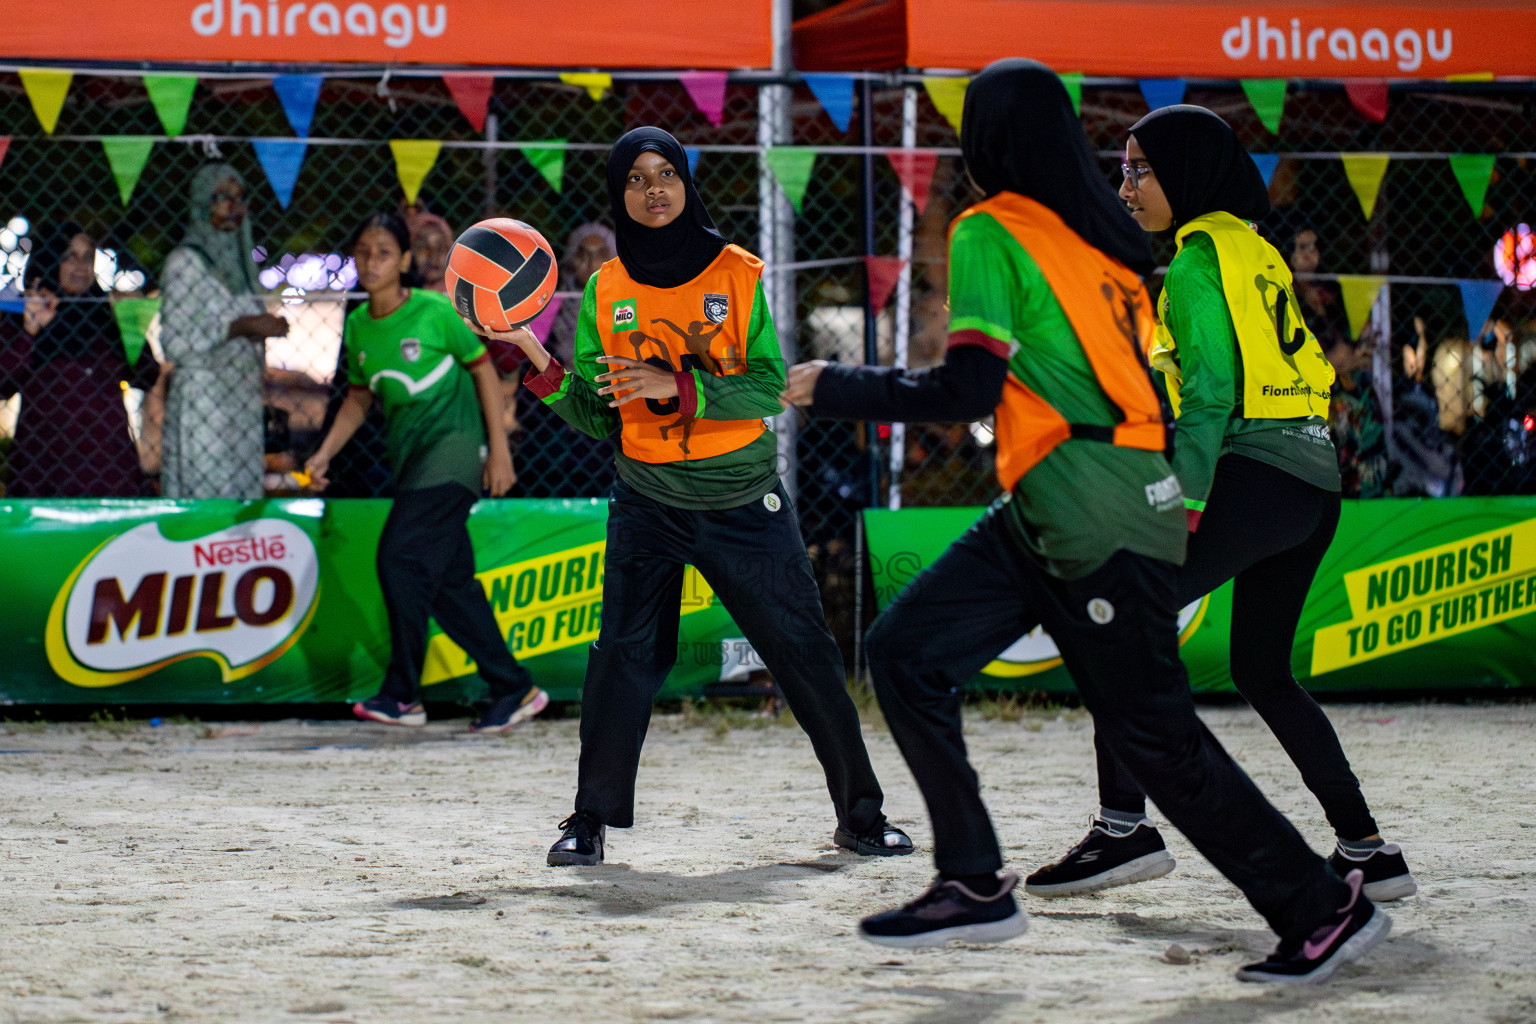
[1186,507,1203,533]
[674,370,699,418]
[947,328,1011,361]
[523,358,567,399]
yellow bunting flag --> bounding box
[389,139,441,206]
[560,72,613,102]
[1446,72,1495,82]
[1337,275,1387,338]
[922,77,969,135]
[20,69,73,135]
[1341,153,1390,220]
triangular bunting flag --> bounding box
[112,297,161,369]
[144,75,197,137]
[559,72,612,102]
[803,73,855,134]
[523,142,566,194]
[886,149,937,215]
[20,69,72,135]
[865,256,907,316]
[102,137,155,206]
[679,71,728,127]
[1139,78,1186,111]
[1448,154,1497,219]
[1342,154,1390,220]
[0,137,10,174]
[273,74,323,138]
[1241,79,1287,134]
[1343,80,1389,123]
[389,139,441,206]
[1058,72,1083,116]
[253,139,307,209]
[684,147,701,176]
[763,147,817,214]
[1250,152,1281,187]
[1457,280,1503,340]
[1446,72,1495,82]
[1337,275,1386,338]
[526,295,564,344]
[443,74,494,133]
[922,77,968,135]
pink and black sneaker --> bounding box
[1236,868,1392,984]
[352,696,427,727]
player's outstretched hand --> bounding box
[782,360,829,407]
[304,452,331,493]
[595,355,679,407]
[484,447,515,497]
[466,322,539,350]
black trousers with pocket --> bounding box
[573,478,887,834]
[376,482,534,705]
[866,503,1347,942]
[1093,455,1380,841]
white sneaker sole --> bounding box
[861,909,1029,949]
[1025,850,1176,897]
[353,704,426,727]
[1236,907,1392,985]
[1362,873,1418,902]
[471,690,550,734]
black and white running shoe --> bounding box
[860,871,1028,949]
[547,811,605,867]
[352,696,427,727]
[1236,868,1392,984]
[1024,817,1176,897]
[469,687,549,733]
[1328,842,1418,902]
[834,820,915,857]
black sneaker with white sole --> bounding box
[1328,842,1418,902]
[834,820,915,857]
[352,695,427,727]
[547,811,605,867]
[1236,868,1392,984]
[469,687,549,733]
[1024,817,1176,896]
[860,871,1028,949]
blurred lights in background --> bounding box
[1494,223,1536,291]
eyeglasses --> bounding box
[1121,161,1154,188]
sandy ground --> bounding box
[0,700,1533,1024]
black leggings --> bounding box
[1094,455,1380,841]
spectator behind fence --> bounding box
[1325,334,1394,497]
[405,208,453,295]
[1390,316,1462,496]
[1461,319,1536,495]
[159,163,289,500]
[1262,211,1351,353]
[0,222,166,497]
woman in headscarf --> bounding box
[159,163,288,499]
[473,125,912,869]
[783,63,1387,983]
[0,222,163,496]
[1024,105,1414,921]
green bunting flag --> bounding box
[1342,154,1390,220]
[20,69,72,135]
[1448,154,1497,219]
[1337,275,1387,338]
[112,297,161,368]
[764,147,817,214]
[522,141,566,194]
[1058,73,1083,117]
[144,76,197,137]
[389,139,441,205]
[922,77,968,135]
[102,137,155,205]
[1241,79,1287,134]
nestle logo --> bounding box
[193,535,287,568]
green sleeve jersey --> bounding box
[1162,232,1341,507]
[345,289,488,493]
[949,213,1186,580]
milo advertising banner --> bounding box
[865,498,1536,692]
[0,498,741,705]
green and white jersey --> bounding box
[344,288,489,493]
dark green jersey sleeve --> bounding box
[691,280,786,421]
[1163,232,1239,508]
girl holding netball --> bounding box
[473,126,912,867]
[307,213,546,733]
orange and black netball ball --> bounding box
[445,218,557,331]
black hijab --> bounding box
[22,222,119,363]
[1129,105,1271,227]
[606,126,729,289]
[960,58,1153,275]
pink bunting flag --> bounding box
[679,71,727,127]
[444,75,494,133]
[0,137,10,173]
[886,150,937,216]
[1344,80,1389,124]
[865,256,908,316]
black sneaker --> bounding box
[833,820,915,857]
[469,687,549,733]
[547,811,605,867]
[1024,817,1176,897]
[1236,868,1392,984]
[860,871,1028,949]
[352,695,426,727]
[1328,842,1418,902]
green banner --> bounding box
[0,498,741,705]
[865,498,1536,693]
